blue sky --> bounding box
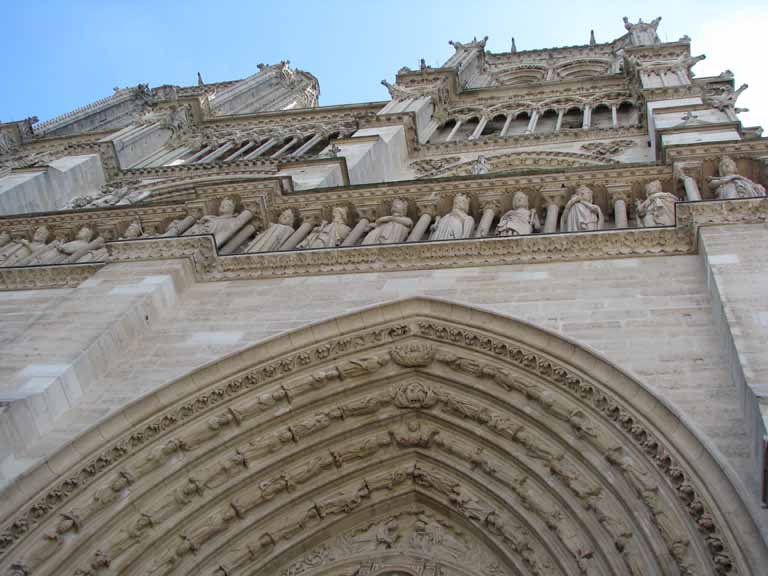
[1,1,766,130]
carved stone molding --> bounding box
[0,263,103,290]
[0,300,765,575]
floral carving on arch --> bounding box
[0,298,765,576]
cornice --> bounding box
[0,263,103,290]
[663,138,768,163]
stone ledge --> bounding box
[2,198,766,291]
[0,263,103,291]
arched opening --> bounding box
[616,102,638,127]
[505,111,529,136]
[0,299,764,576]
[591,104,612,129]
[560,107,583,130]
[429,119,456,144]
[455,117,480,141]
[481,114,506,137]
[534,109,558,134]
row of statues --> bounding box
[1,158,764,267]
[0,226,106,267]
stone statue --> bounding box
[708,156,766,199]
[26,226,105,265]
[121,220,144,239]
[471,155,490,175]
[560,186,604,232]
[244,209,296,253]
[429,193,475,240]
[361,198,413,245]
[0,226,51,267]
[185,197,251,247]
[496,192,540,236]
[623,16,661,46]
[298,206,351,249]
[636,181,678,227]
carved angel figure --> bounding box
[244,208,295,253]
[560,185,604,232]
[298,206,351,249]
[361,198,413,245]
[496,192,540,236]
[708,156,766,199]
[429,193,475,240]
[636,180,678,227]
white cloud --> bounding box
[691,9,768,131]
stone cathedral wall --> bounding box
[0,250,757,508]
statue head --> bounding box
[76,227,94,242]
[512,191,529,209]
[332,206,348,224]
[453,193,470,213]
[391,198,409,217]
[718,156,738,176]
[218,197,236,216]
[575,185,593,202]
[645,180,663,196]
[32,225,50,243]
[0,231,9,243]
[124,221,143,239]
[277,209,295,227]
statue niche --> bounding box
[244,209,296,253]
[708,156,766,199]
[636,180,678,227]
[560,185,604,232]
[298,206,351,249]
[184,197,253,248]
[429,193,475,240]
[496,192,540,236]
[362,198,413,245]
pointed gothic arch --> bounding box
[0,298,765,575]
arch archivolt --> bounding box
[1,299,765,576]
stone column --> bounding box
[607,184,632,228]
[342,218,370,247]
[611,104,619,128]
[555,110,564,132]
[281,217,316,250]
[446,120,463,142]
[500,115,513,137]
[271,137,300,158]
[474,201,500,238]
[582,105,592,129]
[225,141,258,162]
[673,161,703,201]
[408,205,435,242]
[220,224,257,255]
[541,189,566,233]
[197,141,235,164]
[469,117,488,140]
[525,110,540,134]
[291,133,324,157]
[186,144,215,164]
[243,137,279,160]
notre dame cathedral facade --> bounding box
[0,15,767,576]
